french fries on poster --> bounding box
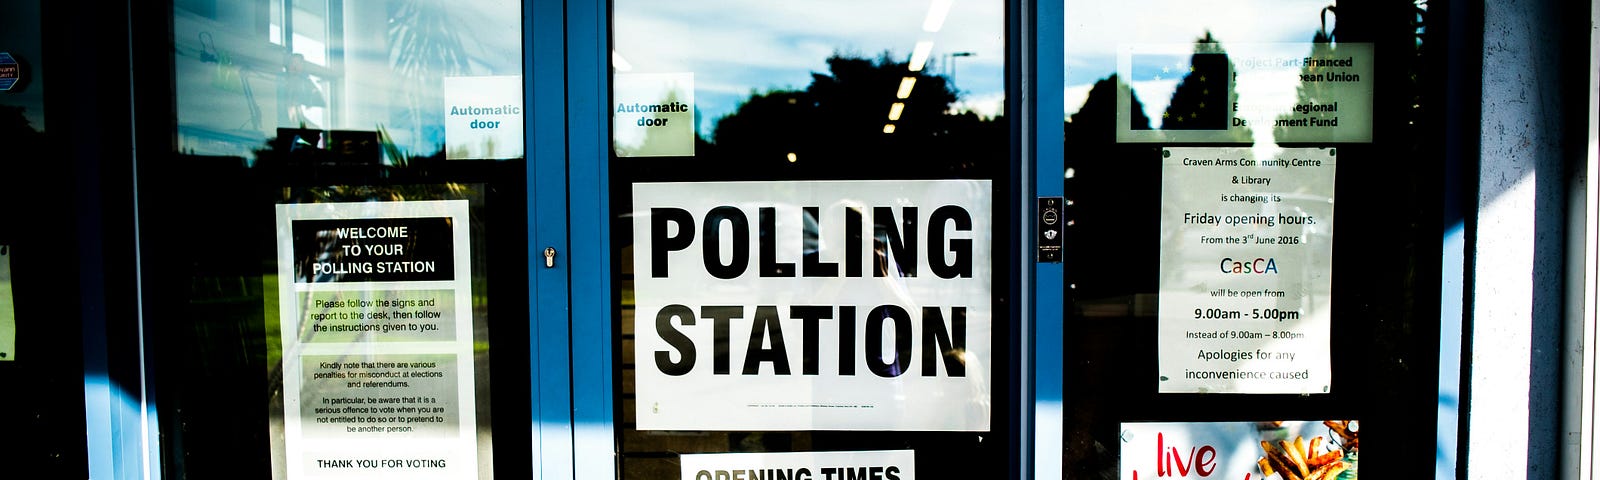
[1121,420,1359,479]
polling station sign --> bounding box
[633,180,993,431]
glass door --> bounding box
[1059,1,1444,478]
[138,0,539,477]
[0,1,89,475]
[606,0,1017,477]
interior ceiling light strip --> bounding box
[908,41,934,72]
[897,77,917,99]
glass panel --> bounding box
[0,0,83,472]
[150,1,530,478]
[611,1,1010,478]
[1062,1,1440,477]
[173,0,524,161]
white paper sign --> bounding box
[444,75,524,160]
[1117,43,1374,144]
[0,245,14,361]
[633,180,992,431]
[613,72,695,157]
[1120,420,1358,480]
[1158,147,1336,394]
[681,450,917,480]
[274,200,479,479]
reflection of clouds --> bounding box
[1064,0,1328,118]
[450,0,524,73]
[1128,78,1179,128]
[616,0,1004,134]
[1062,83,1093,119]
[1066,0,1326,60]
[951,92,1005,120]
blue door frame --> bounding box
[552,0,1064,477]
[530,0,579,477]
[1030,0,1066,477]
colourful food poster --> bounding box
[1121,420,1359,480]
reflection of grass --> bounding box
[473,278,489,308]
[263,274,282,370]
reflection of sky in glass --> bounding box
[1127,54,1190,128]
[614,0,1006,136]
[1064,0,1330,118]
[173,0,521,159]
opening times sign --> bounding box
[681,450,917,480]
[633,180,993,431]
[275,200,478,479]
[1158,147,1336,394]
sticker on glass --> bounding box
[614,72,695,157]
[444,75,524,160]
[1116,43,1373,144]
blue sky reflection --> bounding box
[1064,0,1331,119]
[614,0,1006,137]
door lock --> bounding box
[543,247,557,268]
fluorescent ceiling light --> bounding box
[888,102,905,121]
[897,77,917,99]
[908,41,934,72]
[923,0,954,32]
[883,124,897,134]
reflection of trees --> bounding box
[280,183,481,205]
[1161,32,1250,141]
[1063,75,1161,300]
[621,88,692,157]
[0,105,45,207]
[1060,36,1248,480]
[1061,76,1161,478]
[688,54,1004,179]
[0,105,42,146]
[1062,33,1251,302]
[388,0,470,155]
[1273,34,1338,142]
